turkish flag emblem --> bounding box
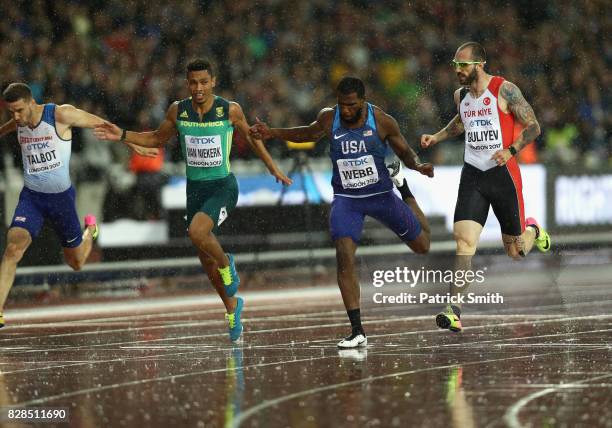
[483,97,491,106]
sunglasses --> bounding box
[451,60,485,68]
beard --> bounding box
[342,106,363,124]
[458,67,478,85]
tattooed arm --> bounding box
[500,81,541,152]
[491,81,541,166]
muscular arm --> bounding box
[268,109,331,142]
[434,114,465,142]
[435,89,465,142]
[379,112,420,170]
[124,103,178,148]
[0,119,17,138]
[55,104,106,128]
[500,81,541,152]
[94,103,177,148]
[380,110,434,177]
[230,102,291,185]
[421,89,464,148]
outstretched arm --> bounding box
[55,104,106,128]
[249,108,331,142]
[56,104,157,156]
[421,89,464,148]
[230,102,292,186]
[380,112,434,178]
[491,81,541,166]
[94,103,177,149]
[0,119,17,138]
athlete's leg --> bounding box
[502,228,536,260]
[187,175,240,297]
[0,228,33,311]
[369,192,430,254]
[387,160,431,242]
[330,197,367,348]
[1,188,45,321]
[400,196,430,254]
[197,249,236,313]
[189,213,230,267]
[452,220,482,298]
[450,165,489,305]
[335,237,360,312]
[63,219,98,271]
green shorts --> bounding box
[186,173,239,233]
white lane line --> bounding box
[2,318,609,384]
[4,286,341,321]
[1,313,608,356]
[1,323,600,377]
[503,373,612,428]
[230,347,611,428]
[0,305,349,341]
[14,337,609,409]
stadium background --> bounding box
[0,0,609,267]
[0,3,611,427]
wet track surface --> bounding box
[1,259,611,427]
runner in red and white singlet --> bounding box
[420,42,552,332]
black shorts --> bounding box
[454,162,525,236]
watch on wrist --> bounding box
[508,146,517,156]
[120,129,127,143]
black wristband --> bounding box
[508,146,517,156]
[120,128,127,143]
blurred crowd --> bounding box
[0,0,609,174]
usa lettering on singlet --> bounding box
[459,76,515,171]
[18,104,72,193]
[329,103,393,197]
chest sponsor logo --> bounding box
[20,134,63,175]
[337,155,379,189]
[469,119,493,128]
[185,135,223,168]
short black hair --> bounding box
[186,58,215,77]
[457,42,486,62]
[3,83,33,102]
[337,76,365,99]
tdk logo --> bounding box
[470,119,493,127]
[26,142,50,150]
[342,158,370,167]
[191,137,217,144]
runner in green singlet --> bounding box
[94,58,292,342]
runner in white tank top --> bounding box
[0,83,157,328]
[420,42,551,332]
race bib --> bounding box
[336,155,379,189]
[185,135,223,168]
[22,138,63,175]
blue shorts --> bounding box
[329,191,422,243]
[10,186,83,248]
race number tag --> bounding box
[185,135,223,168]
[22,138,63,175]
[336,155,379,189]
